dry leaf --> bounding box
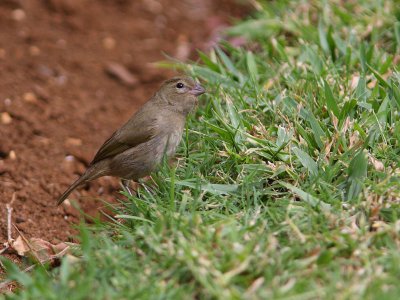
[105,62,138,87]
[369,155,384,171]
[263,79,274,91]
[30,238,69,261]
[11,236,29,256]
[331,114,338,130]
[342,117,351,134]
[10,235,71,261]
[323,138,334,160]
[349,131,359,148]
[64,254,80,264]
[350,74,360,90]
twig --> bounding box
[0,265,37,290]
[12,225,49,276]
[0,263,39,290]
[0,245,73,290]
[0,256,5,272]
[0,193,17,256]
[6,193,16,244]
[0,279,13,290]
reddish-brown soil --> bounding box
[0,0,247,248]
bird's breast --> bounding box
[164,128,184,157]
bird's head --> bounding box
[157,76,205,114]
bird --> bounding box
[57,76,205,205]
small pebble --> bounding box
[37,65,55,78]
[56,39,67,48]
[15,217,25,223]
[65,137,82,146]
[144,0,163,14]
[55,74,67,86]
[23,92,37,103]
[102,37,116,50]
[62,155,77,174]
[12,9,26,21]
[35,136,50,146]
[33,85,50,101]
[9,150,16,160]
[65,155,75,162]
[29,46,41,56]
[1,112,12,124]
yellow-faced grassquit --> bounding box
[57,76,205,205]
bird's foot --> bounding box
[120,179,133,197]
[140,183,155,195]
[138,177,157,195]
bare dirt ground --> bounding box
[0,0,247,248]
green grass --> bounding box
[2,0,400,299]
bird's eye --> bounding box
[176,82,184,89]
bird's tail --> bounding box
[56,163,107,206]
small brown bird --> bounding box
[57,76,205,205]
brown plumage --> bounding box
[57,76,205,205]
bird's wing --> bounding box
[90,109,158,164]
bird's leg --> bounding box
[139,177,156,195]
[120,179,133,196]
[140,182,154,195]
[148,175,159,189]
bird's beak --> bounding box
[189,83,205,96]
